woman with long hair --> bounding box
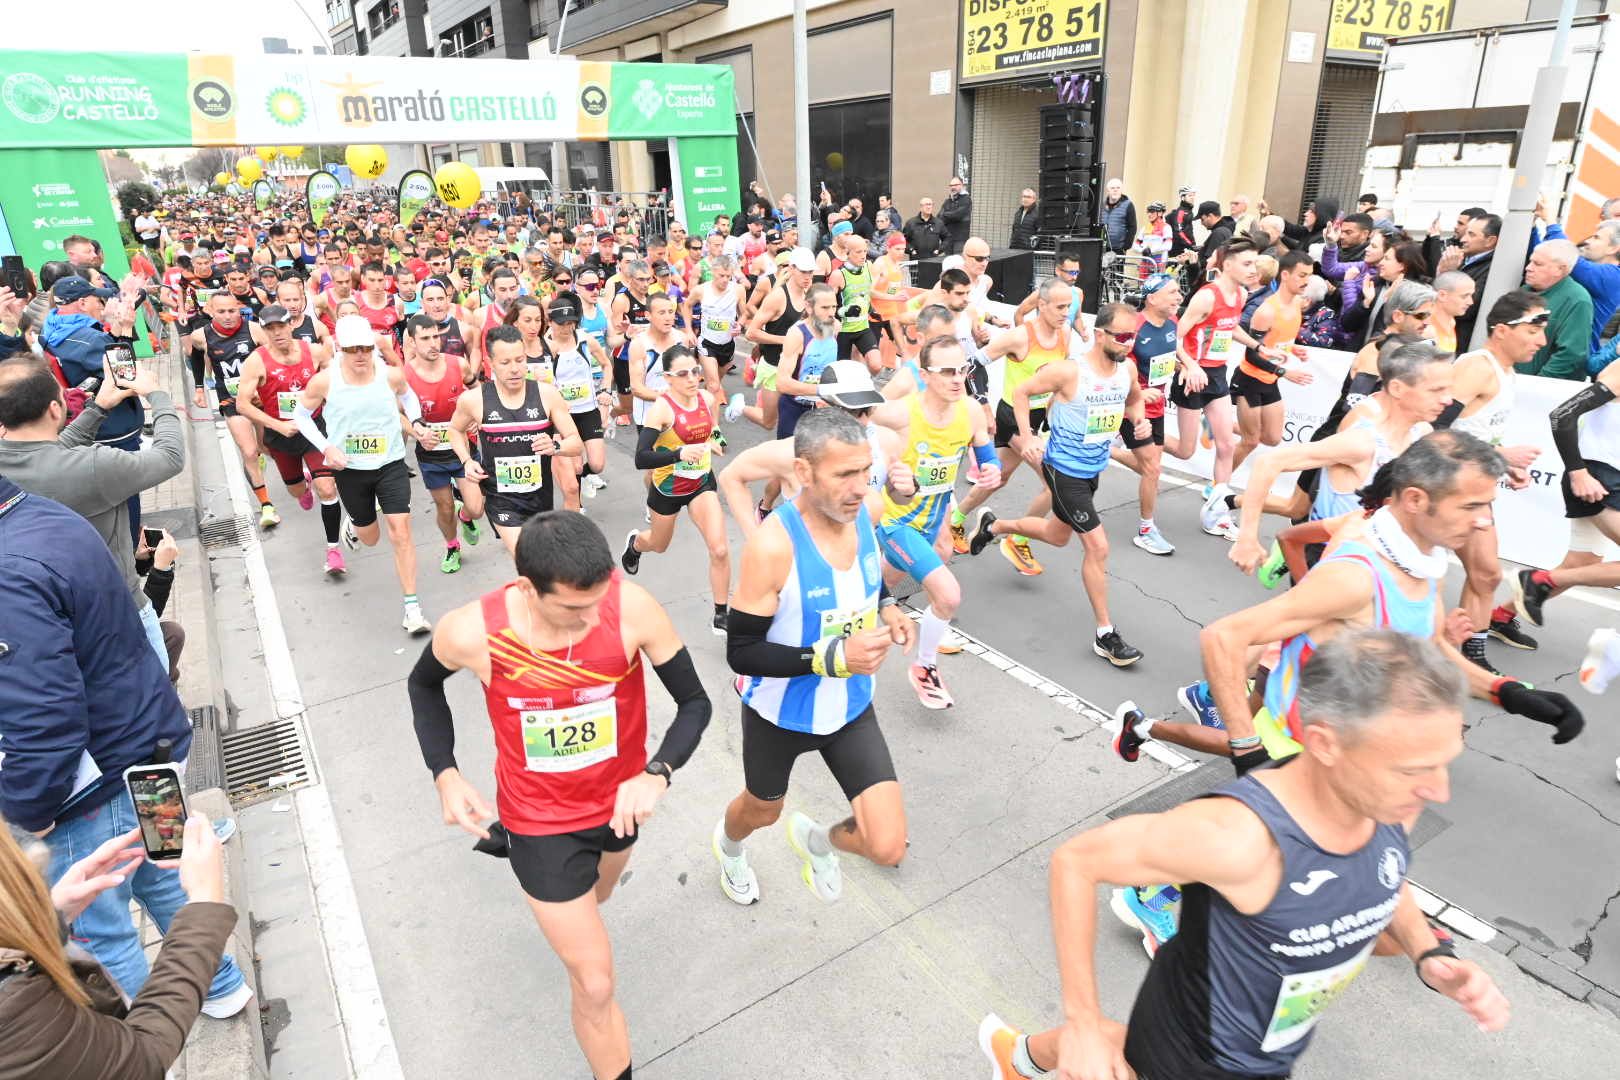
[502,294,552,384]
[1364,240,1431,339]
[0,817,235,1076]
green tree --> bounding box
[116,180,160,220]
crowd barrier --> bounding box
[971,301,1610,571]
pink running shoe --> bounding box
[297,486,314,512]
[324,547,347,577]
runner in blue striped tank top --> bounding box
[714,409,917,908]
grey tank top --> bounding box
[1125,771,1411,1078]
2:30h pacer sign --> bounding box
[960,0,1108,83]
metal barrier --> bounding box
[1099,253,1193,303]
[548,190,673,241]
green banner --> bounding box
[306,170,339,228]
[608,64,735,140]
[671,136,740,230]
[253,179,272,211]
[0,52,192,149]
[0,146,149,353]
[397,169,434,230]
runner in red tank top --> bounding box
[408,512,711,1080]
[402,312,482,574]
[355,261,402,338]
[1166,237,1285,539]
[232,305,349,574]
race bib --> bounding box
[276,390,299,415]
[558,380,593,404]
[1147,352,1176,387]
[495,454,544,493]
[1028,391,1054,409]
[1260,946,1373,1053]
[343,431,388,458]
[527,360,554,383]
[673,448,711,479]
[704,316,732,335]
[424,421,453,446]
[519,698,618,773]
[1084,394,1125,444]
[914,454,959,496]
[819,604,877,642]
[222,375,241,399]
[1206,328,1234,359]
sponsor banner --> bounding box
[253,179,273,211]
[397,169,434,229]
[670,136,741,230]
[0,147,145,352]
[0,50,737,147]
[306,170,340,228]
[1325,0,1453,58]
[960,0,1108,83]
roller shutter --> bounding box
[1301,63,1379,215]
[969,81,1057,246]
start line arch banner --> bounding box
[0,49,741,221]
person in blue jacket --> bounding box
[0,477,252,1018]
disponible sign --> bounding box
[960,0,1107,83]
[0,51,737,148]
[1325,0,1453,57]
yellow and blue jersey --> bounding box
[880,395,972,537]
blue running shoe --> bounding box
[1176,681,1225,731]
[1109,884,1182,957]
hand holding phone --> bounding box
[105,342,137,385]
[123,764,189,864]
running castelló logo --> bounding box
[2,72,61,124]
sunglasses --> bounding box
[1403,310,1434,322]
[1055,267,1078,277]
[1504,312,1550,327]
[666,367,702,379]
[927,364,970,378]
[1107,331,1138,344]
[578,281,600,290]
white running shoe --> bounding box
[712,819,760,905]
[1580,627,1620,696]
[725,391,746,423]
[341,520,361,550]
[1132,524,1175,556]
[1203,514,1240,541]
[402,605,431,636]
[785,810,841,902]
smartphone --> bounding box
[143,527,163,549]
[123,764,188,862]
[2,255,34,298]
[104,341,137,385]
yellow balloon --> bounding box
[213,172,231,186]
[825,151,844,171]
[255,146,279,162]
[278,145,305,159]
[236,156,264,183]
[434,161,480,209]
[345,144,388,179]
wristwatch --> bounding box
[644,761,672,785]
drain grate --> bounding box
[185,706,226,793]
[220,718,315,806]
[198,513,254,549]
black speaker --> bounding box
[983,248,1034,304]
[1040,106,1097,142]
[1039,202,1094,233]
[1054,236,1104,315]
[1040,140,1095,172]
[1040,169,1095,205]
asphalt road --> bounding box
[222,370,1620,1079]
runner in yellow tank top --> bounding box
[948,278,1075,572]
[870,336,998,711]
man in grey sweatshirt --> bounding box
[0,357,185,663]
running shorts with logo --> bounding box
[1170,362,1230,409]
[1564,459,1620,518]
[1228,368,1283,408]
[741,703,896,802]
[877,396,973,580]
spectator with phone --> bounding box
[0,816,237,1076]
[0,357,184,666]
[0,475,251,1019]
[0,284,26,361]
[135,528,186,684]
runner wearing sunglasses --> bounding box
[966,303,1149,667]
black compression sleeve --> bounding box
[726,608,817,677]
[1550,382,1616,472]
[188,344,206,387]
[1432,399,1465,429]
[407,644,459,777]
[1245,351,1283,376]
[634,423,681,469]
[648,647,711,770]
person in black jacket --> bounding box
[1010,189,1039,250]
[1167,186,1199,258]
[940,177,972,255]
[1189,202,1235,283]
[1445,212,1501,349]
[904,198,948,260]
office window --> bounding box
[366,0,399,36]
[810,98,890,208]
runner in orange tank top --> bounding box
[1231,251,1317,472]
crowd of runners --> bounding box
[4,180,1619,1080]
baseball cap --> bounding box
[787,248,817,273]
[885,233,906,249]
[1196,200,1222,217]
[941,254,966,272]
[816,360,884,409]
[765,228,783,244]
[258,304,292,325]
[404,257,431,282]
[334,314,375,349]
[747,214,764,226]
[52,277,118,303]
[547,295,582,323]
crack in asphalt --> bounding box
[1574,882,1620,964]
[1104,569,1207,630]
[1468,712,1620,829]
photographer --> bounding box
[0,818,235,1077]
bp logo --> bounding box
[2,72,60,125]
[1376,846,1407,889]
[631,79,663,121]
[579,82,608,117]
[265,87,306,127]
[190,79,234,121]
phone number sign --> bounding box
[1326,0,1453,56]
[960,0,1108,83]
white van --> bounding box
[474,167,552,213]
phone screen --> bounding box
[143,527,163,549]
[126,767,187,861]
[105,342,137,384]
